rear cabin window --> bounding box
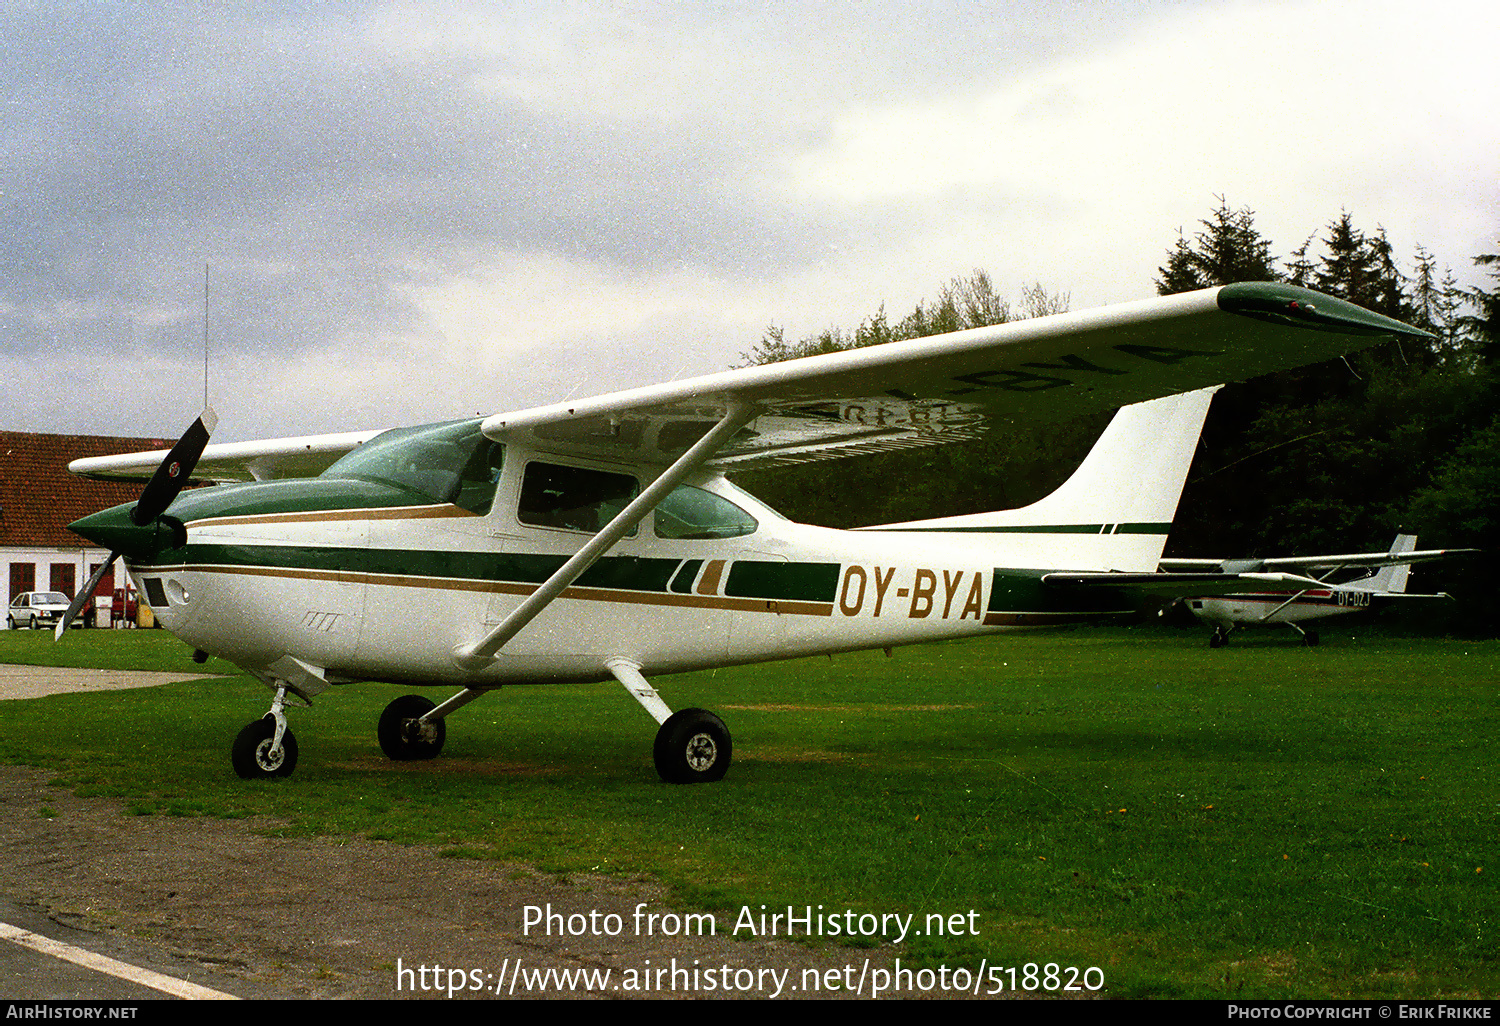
[653,485,757,539]
[519,462,639,533]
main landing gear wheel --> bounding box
[653,708,731,784]
[1209,631,1228,649]
[1303,630,1321,647]
[378,694,446,761]
[231,715,298,780]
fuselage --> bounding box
[1185,588,1377,631]
[71,420,1143,694]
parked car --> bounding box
[6,591,83,630]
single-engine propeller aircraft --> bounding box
[1159,534,1475,647]
[61,282,1429,783]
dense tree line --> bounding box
[1158,200,1496,634]
[731,203,1497,635]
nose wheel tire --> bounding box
[231,715,298,780]
[653,708,731,784]
[378,694,446,761]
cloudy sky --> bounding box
[4,0,1496,443]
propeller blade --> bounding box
[131,407,218,527]
[54,552,119,641]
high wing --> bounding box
[480,282,1428,468]
[69,429,383,484]
[71,281,1424,483]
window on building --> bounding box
[50,563,76,599]
[9,563,35,605]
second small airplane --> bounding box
[1160,534,1475,647]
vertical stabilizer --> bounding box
[1367,534,1418,593]
[861,386,1219,571]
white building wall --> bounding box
[4,545,133,627]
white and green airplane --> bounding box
[61,283,1426,783]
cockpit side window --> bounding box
[322,419,503,514]
[518,461,639,534]
[653,485,758,539]
[453,439,505,515]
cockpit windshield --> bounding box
[322,419,504,514]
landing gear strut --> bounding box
[231,687,298,779]
[606,658,733,784]
[1289,623,1320,647]
[378,694,447,760]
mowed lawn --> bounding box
[1,624,1494,999]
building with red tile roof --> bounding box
[2,431,172,624]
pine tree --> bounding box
[1456,250,1499,365]
[1155,197,1278,295]
[1411,245,1464,363]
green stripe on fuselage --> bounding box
[160,544,841,603]
[171,543,681,593]
[724,560,841,603]
[170,477,438,521]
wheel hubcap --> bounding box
[684,732,717,771]
[255,739,285,772]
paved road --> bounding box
[0,663,221,701]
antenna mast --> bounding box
[203,263,210,409]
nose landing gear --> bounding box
[232,687,298,780]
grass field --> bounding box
[1,624,1495,998]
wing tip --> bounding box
[1217,282,1433,341]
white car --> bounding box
[6,591,82,630]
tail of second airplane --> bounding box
[1359,534,1418,593]
[860,386,1219,572]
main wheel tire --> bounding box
[1208,632,1226,649]
[231,715,298,780]
[1304,631,1320,647]
[378,695,445,760]
[653,708,731,784]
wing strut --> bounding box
[1257,589,1312,623]
[451,403,760,671]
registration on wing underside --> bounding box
[524,400,989,465]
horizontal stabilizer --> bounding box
[1044,570,1328,597]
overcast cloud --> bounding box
[3,0,1496,442]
